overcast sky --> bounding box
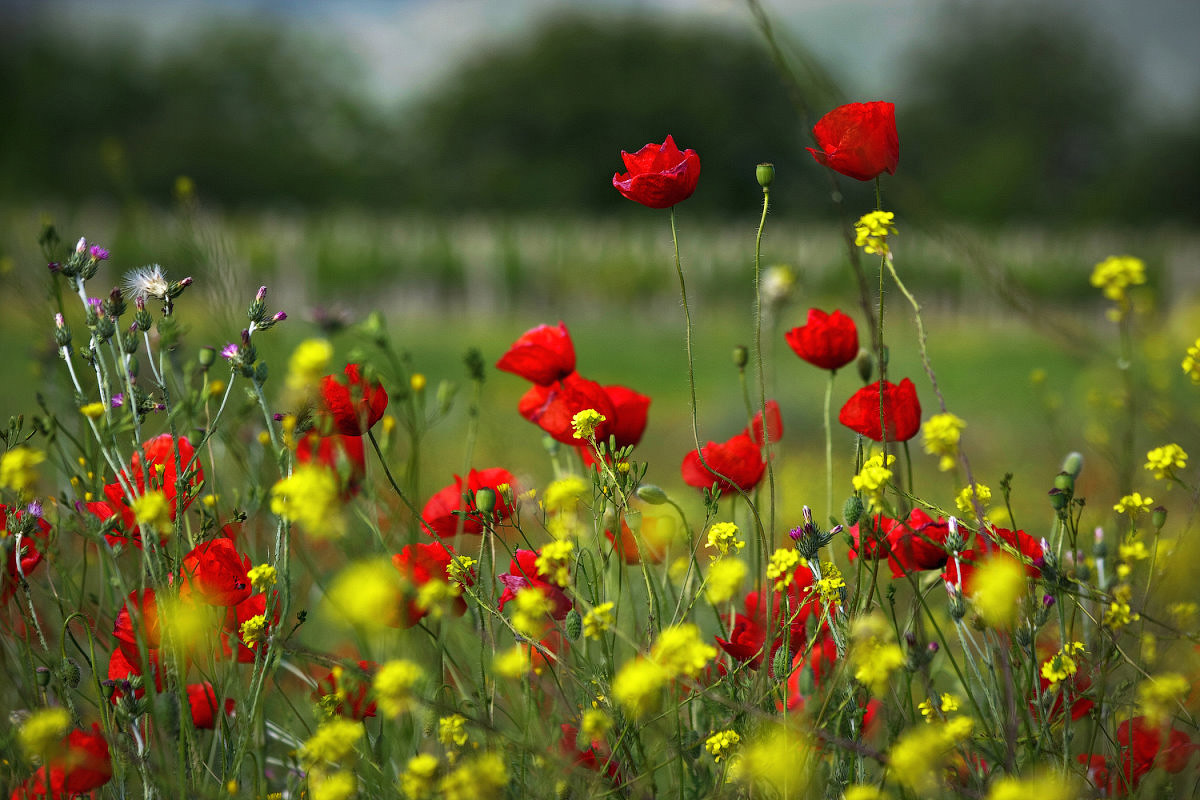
[32,0,1200,118]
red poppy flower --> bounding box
[1,505,49,602]
[715,613,768,668]
[222,592,276,664]
[496,322,576,386]
[320,363,388,436]
[179,538,252,607]
[296,431,366,498]
[745,399,784,446]
[559,723,623,785]
[806,102,899,182]
[518,373,617,446]
[839,378,921,442]
[612,135,701,209]
[848,509,958,577]
[1114,716,1197,791]
[313,660,378,720]
[421,467,517,537]
[681,431,765,495]
[11,723,112,799]
[113,588,161,662]
[392,540,473,626]
[1033,663,1093,723]
[785,309,860,371]
[187,682,235,729]
[782,636,839,710]
[497,549,572,620]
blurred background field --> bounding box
[2,0,1199,528]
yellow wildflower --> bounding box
[888,720,972,795]
[18,707,70,757]
[132,490,173,537]
[298,718,363,767]
[1090,255,1145,303]
[652,623,716,678]
[582,602,615,639]
[416,579,460,618]
[0,447,46,494]
[438,752,507,800]
[852,453,894,511]
[326,559,403,630]
[1104,584,1139,629]
[918,693,961,721]
[79,402,106,419]
[705,521,745,558]
[1145,443,1188,480]
[270,464,344,539]
[535,539,573,587]
[727,724,812,796]
[438,714,469,748]
[970,554,1027,629]
[1113,492,1153,515]
[704,558,747,605]
[493,645,530,679]
[286,338,333,394]
[580,709,611,742]
[400,753,440,800]
[850,613,905,695]
[373,659,424,718]
[239,614,267,648]
[612,658,667,718]
[986,772,1077,800]
[542,475,588,514]
[247,563,277,592]
[310,770,356,800]
[511,587,554,639]
[1040,642,1085,688]
[922,412,965,472]
[570,408,607,440]
[813,561,846,604]
[705,729,741,762]
[844,787,891,800]
[854,211,897,257]
[410,373,427,392]
[1183,338,1200,383]
[955,483,991,516]
[766,548,801,590]
[1137,672,1191,727]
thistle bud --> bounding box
[53,314,72,348]
[756,163,775,189]
[636,484,668,505]
[60,658,81,688]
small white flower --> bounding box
[122,264,170,301]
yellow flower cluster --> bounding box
[852,453,895,511]
[704,558,748,604]
[986,772,1076,800]
[651,624,717,678]
[570,408,607,440]
[1040,642,1085,688]
[1137,672,1191,727]
[542,475,588,515]
[270,464,345,539]
[582,602,615,639]
[239,614,267,648]
[613,624,716,718]
[438,752,508,800]
[1103,584,1140,630]
[766,548,802,590]
[18,707,70,756]
[80,402,106,420]
[1113,492,1153,515]
[611,658,667,719]
[1,447,46,493]
[813,562,846,605]
[247,563,277,592]
[955,483,991,516]
[492,646,530,679]
[580,708,611,742]
[400,754,440,800]
[132,490,173,537]
[1183,338,1200,383]
[727,724,812,795]
[888,717,974,794]
[705,729,741,762]
[705,521,745,558]
[438,714,469,749]
[373,659,424,718]
[298,718,363,768]
[849,614,905,695]
[922,412,965,472]
[854,211,898,256]
[286,338,333,395]
[1089,254,1145,303]
[1145,443,1188,480]
[326,559,402,629]
[917,693,960,722]
[970,554,1027,629]
[511,587,554,639]
[535,539,573,587]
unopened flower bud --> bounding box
[474,487,496,517]
[272,311,287,323]
[856,349,874,384]
[75,237,87,254]
[732,345,748,369]
[1152,506,1167,530]
[1053,471,1073,492]
[564,608,582,640]
[1061,451,1084,479]
[60,658,81,688]
[36,666,52,687]
[198,346,215,369]
[771,640,791,679]
[756,163,775,189]
[542,435,560,457]
[1092,528,1107,559]
[843,495,865,526]
[255,286,267,303]
[636,484,668,505]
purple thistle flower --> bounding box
[26,500,43,518]
[111,393,125,408]
[89,245,110,261]
[220,343,239,359]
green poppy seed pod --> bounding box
[474,487,496,517]
[198,346,216,369]
[1048,488,1068,511]
[60,658,81,688]
[843,495,865,527]
[756,163,775,188]
[636,484,669,505]
[1061,451,1084,479]
[733,345,749,369]
[1053,471,1074,492]
[856,349,875,384]
[1152,505,1167,530]
[36,666,51,688]
[564,609,582,640]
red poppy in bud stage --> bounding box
[806,101,899,182]
[313,660,378,720]
[785,309,859,371]
[518,373,617,446]
[10,723,112,799]
[391,541,473,626]
[497,549,572,620]
[848,509,959,578]
[941,527,1043,594]
[1,505,49,602]
[496,321,576,386]
[179,537,252,607]
[839,378,921,442]
[421,467,517,537]
[681,431,765,495]
[320,363,388,436]
[612,135,701,209]
[296,431,366,498]
[746,399,784,446]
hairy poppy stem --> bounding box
[753,183,777,553]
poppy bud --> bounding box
[564,609,582,640]
[198,346,215,369]
[732,345,748,369]
[843,495,865,526]
[771,641,790,679]
[756,163,775,189]
[1061,451,1084,479]
[856,349,874,384]
[636,484,668,505]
